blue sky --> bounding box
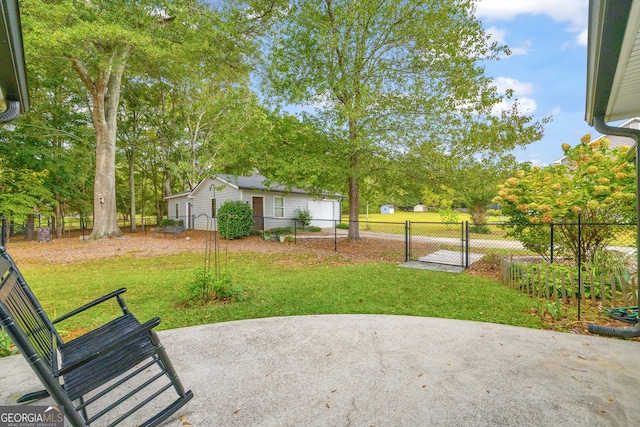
[476,0,592,165]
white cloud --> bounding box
[549,107,563,116]
[575,28,588,47]
[486,26,530,55]
[493,77,534,96]
[510,39,531,56]
[476,0,587,27]
[527,157,549,167]
[516,97,538,113]
[476,0,588,46]
[491,77,537,115]
[490,97,537,116]
[486,26,506,44]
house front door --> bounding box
[252,197,264,230]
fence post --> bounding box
[465,221,469,268]
[577,214,582,320]
[550,223,554,264]
[1,216,5,247]
[405,220,410,262]
[334,220,337,252]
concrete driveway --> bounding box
[1,315,639,426]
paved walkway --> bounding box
[1,315,639,426]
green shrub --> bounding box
[469,225,492,234]
[217,200,254,240]
[295,208,312,230]
[439,208,459,224]
[186,268,244,304]
[271,227,293,234]
[307,226,322,232]
[0,329,19,357]
[336,223,349,229]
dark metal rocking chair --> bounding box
[0,246,193,426]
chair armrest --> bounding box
[52,288,128,324]
[56,317,161,377]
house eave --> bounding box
[0,0,29,119]
[586,0,640,126]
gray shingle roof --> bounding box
[215,174,343,198]
[215,174,308,195]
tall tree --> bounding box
[263,0,508,239]
[417,104,548,226]
[22,0,240,238]
[0,69,94,237]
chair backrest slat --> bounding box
[0,249,57,371]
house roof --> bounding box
[215,174,310,195]
[165,174,344,200]
[586,0,640,125]
[0,0,29,121]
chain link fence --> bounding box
[495,221,637,308]
[2,213,637,307]
[1,214,160,243]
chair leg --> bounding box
[147,330,188,398]
[16,389,50,403]
[78,396,89,423]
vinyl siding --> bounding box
[169,177,342,231]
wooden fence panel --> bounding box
[500,258,638,307]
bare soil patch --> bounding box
[4,230,401,266]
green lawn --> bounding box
[19,252,546,336]
[340,212,513,241]
[341,212,635,246]
[343,211,506,224]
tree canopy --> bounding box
[260,0,542,239]
[2,0,551,240]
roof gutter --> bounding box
[0,0,29,123]
[587,115,640,338]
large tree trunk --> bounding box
[71,48,129,239]
[25,214,35,241]
[472,203,486,226]
[347,176,360,240]
[54,195,63,239]
[128,149,137,233]
[91,103,121,238]
[347,118,361,240]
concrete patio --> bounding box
[1,315,639,426]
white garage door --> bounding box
[308,200,335,228]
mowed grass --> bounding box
[344,211,505,223]
[342,211,512,240]
[19,251,545,335]
[342,212,636,246]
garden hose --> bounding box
[587,323,640,338]
[588,306,640,338]
[0,100,20,123]
[603,306,638,324]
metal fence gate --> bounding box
[408,221,469,268]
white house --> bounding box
[165,174,343,231]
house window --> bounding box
[274,196,284,218]
[211,198,216,218]
[175,203,179,219]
